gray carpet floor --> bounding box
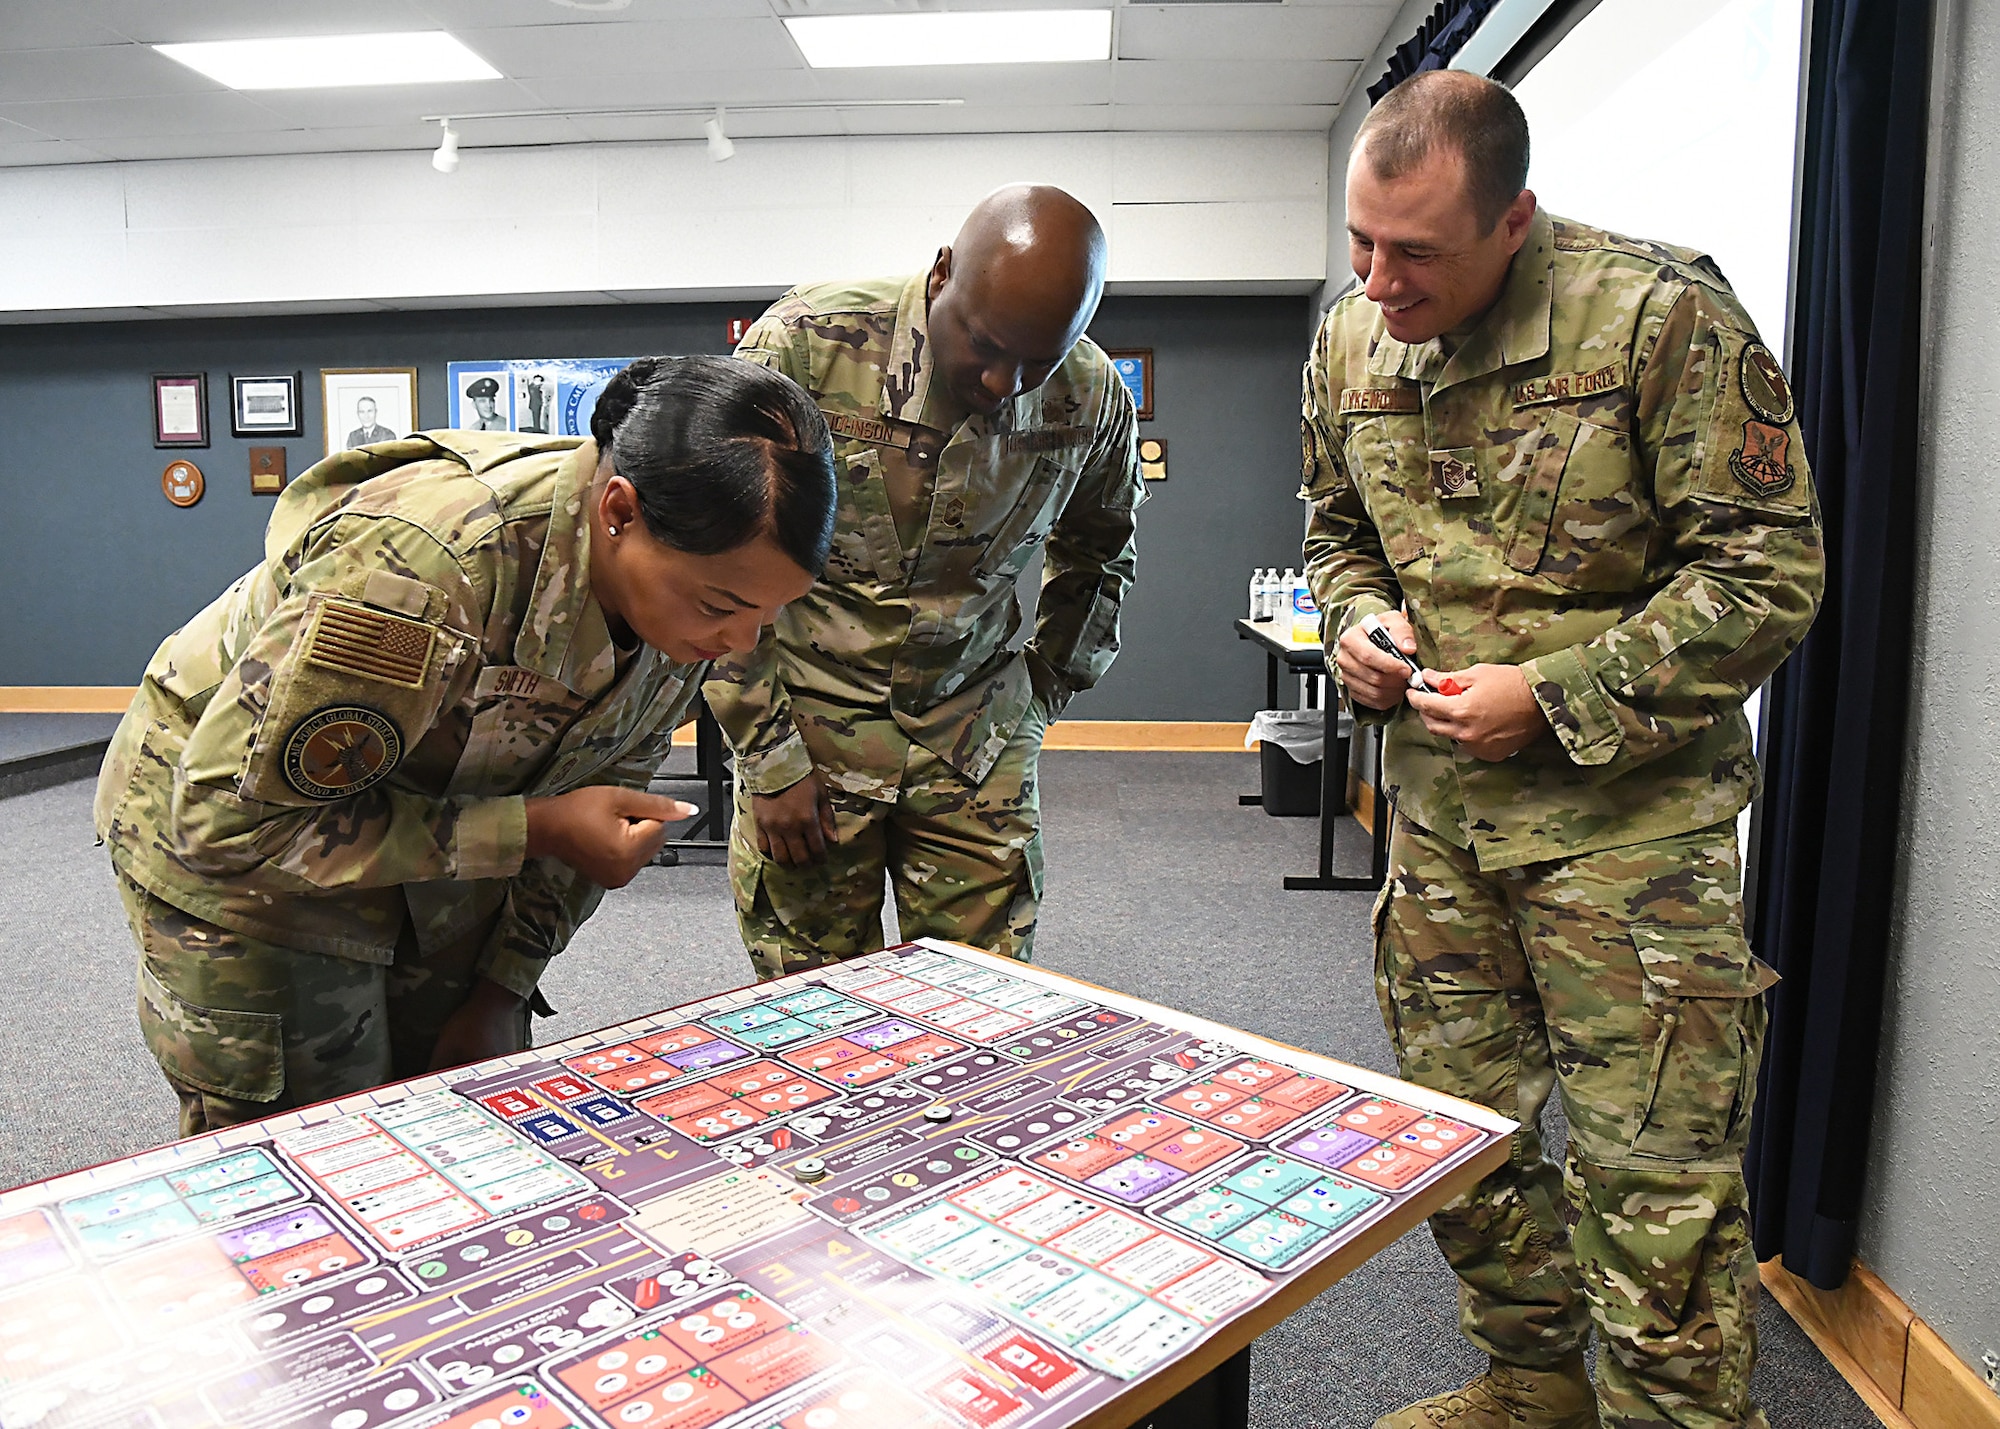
[0,752,1877,1428]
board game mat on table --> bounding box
[0,940,1513,1429]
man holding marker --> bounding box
[1302,73,1824,1429]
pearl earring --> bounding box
[607,524,619,537]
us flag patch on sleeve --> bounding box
[305,602,434,687]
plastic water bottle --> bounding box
[1248,569,1264,621]
[1259,568,1279,621]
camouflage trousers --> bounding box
[116,870,529,1139]
[1375,815,1777,1429]
[730,698,1047,981]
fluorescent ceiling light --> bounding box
[784,10,1111,68]
[154,33,501,90]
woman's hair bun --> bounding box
[590,355,669,450]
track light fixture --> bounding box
[704,108,735,163]
[431,119,459,173]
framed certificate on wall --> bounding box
[153,373,208,448]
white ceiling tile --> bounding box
[84,0,440,45]
[0,13,132,51]
[1117,5,1395,62]
[459,19,804,77]
[241,79,538,128]
[0,140,116,169]
[1109,103,1337,132]
[514,71,826,109]
[1112,58,1352,107]
[414,0,779,25]
[0,45,225,104]
[802,62,1115,106]
[0,92,289,142]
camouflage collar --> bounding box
[513,439,620,696]
[885,273,953,432]
[1366,206,1557,392]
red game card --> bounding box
[1392,1115,1480,1161]
[598,1367,746,1428]
[1146,1126,1244,1172]
[556,1333,699,1410]
[1330,1098,1423,1139]
[1262,1073,1350,1113]
[978,1331,1083,1396]
[670,1105,764,1143]
[707,1324,842,1398]
[887,1034,967,1066]
[657,1290,793,1360]
[738,1078,837,1115]
[926,1366,1028,1427]
[1211,1059,1288,1094]
[425,1381,578,1429]
[595,1060,679,1095]
[1158,1082,1243,1119]
[707,1061,793,1096]
[637,1027,714,1057]
[1031,1136,1131,1179]
[565,1044,649,1073]
[237,1230,368,1294]
[477,1089,538,1120]
[637,1082,733,1121]
[1097,1110,1185,1152]
[530,1073,593,1104]
[779,1372,956,1428]
[1342,1142,1436,1190]
[1199,1099,1303,1138]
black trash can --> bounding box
[1259,739,1322,817]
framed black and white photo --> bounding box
[153,373,209,448]
[230,372,303,438]
[322,367,418,456]
[1105,348,1153,421]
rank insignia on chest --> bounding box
[1729,420,1796,497]
[1429,448,1480,500]
[283,705,403,800]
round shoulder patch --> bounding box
[1740,343,1795,426]
[283,706,403,801]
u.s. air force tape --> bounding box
[283,705,403,800]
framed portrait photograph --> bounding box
[153,373,209,448]
[1105,348,1153,422]
[230,372,303,438]
[322,368,417,457]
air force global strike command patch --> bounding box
[283,706,403,800]
[1730,421,1796,498]
[1740,343,1796,425]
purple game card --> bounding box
[1281,1124,1378,1170]
[216,1204,341,1261]
[661,1039,751,1071]
[1083,1156,1188,1203]
[848,1019,927,1050]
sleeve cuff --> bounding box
[452,797,529,881]
[1331,596,1398,725]
[1521,647,1624,767]
[736,734,815,796]
[476,945,550,1000]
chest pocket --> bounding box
[449,667,589,796]
[1502,409,1653,591]
[973,453,1079,578]
[1344,414,1434,568]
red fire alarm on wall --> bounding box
[727,318,753,345]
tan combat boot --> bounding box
[1371,1352,1600,1429]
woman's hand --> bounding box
[525,786,693,887]
[427,977,528,1072]
[753,772,839,867]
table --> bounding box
[655,697,734,865]
[0,942,1512,1429]
[1235,620,1389,892]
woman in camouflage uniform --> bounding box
[96,356,837,1137]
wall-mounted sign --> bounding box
[231,372,303,438]
[249,446,287,495]
[447,358,635,438]
[727,318,754,345]
[161,459,204,507]
[1139,437,1168,482]
[1105,348,1153,421]
[153,373,208,448]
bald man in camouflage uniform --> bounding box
[708,184,1143,980]
[1303,76,1823,1429]
[97,431,702,1136]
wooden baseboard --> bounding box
[1760,1258,1999,1429]
[1046,721,1250,752]
[0,687,136,713]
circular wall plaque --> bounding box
[162,459,205,507]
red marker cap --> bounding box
[1438,678,1464,696]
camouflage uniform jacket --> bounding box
[1302,209,1825,870]
[709,274,1144,800]
[95,432,704,996]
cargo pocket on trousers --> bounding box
[1628,924,1778,1161]
[137,960,285,1104]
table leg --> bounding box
[1124,1344,1251,1429]
[1283,715,1385,892]
[1241,649,1285,808]
[655,698,733,863]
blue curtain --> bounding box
[1745,0,1934,1291]
[1366,0,1504,102]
